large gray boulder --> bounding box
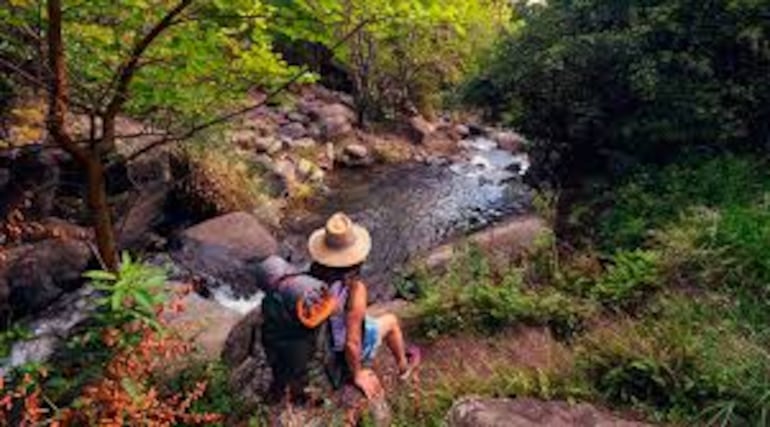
[171,212,278,296]
[446,397,652,427]
[1,231,92,321]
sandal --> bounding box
[399,345,422,381]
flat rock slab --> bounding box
[423,215,547,271]
[162,283,244,361]
[172,212,278,296]
[447,397,653,427]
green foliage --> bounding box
[414,245,593,339]
[597,155,770,249]
[591,250,661,311]
[1,0,299,128]
[84,252,168,335]
[575,296,770,424]
[387,365,588,427]
[464,0,770,185]
[269,0,513,118]
[0,323,32,359]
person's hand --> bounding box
[353,369,383,399]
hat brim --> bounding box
[308,224,371,268]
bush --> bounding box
[590,249,661,311]
[414,245,594,339]
[463,0,770,186]
[0,255,224,425]
[173,143,281,226]
[575,296,770,423]
[596,155,770,249]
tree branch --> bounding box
[46,0,90,166]
[103,0,194,118]
[121,18,372,163]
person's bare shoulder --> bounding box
[349,280,368,310]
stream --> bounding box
[276,137,534,300]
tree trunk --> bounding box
[47,0,119,272]
[86,154,119,271]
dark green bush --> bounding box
[464,0,770,186]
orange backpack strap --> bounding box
[296,293,337,328]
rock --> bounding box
[493,131,526,152]
[286,137,317,150]
[287,112,310,124]
[422,216,548,272]
[1,145,61,219]
[221,308,272,403]
[279,122,308,140]
[338,143,373,168]
[162,283,244,361]
[171,212,278,296]
[468,123,487,137]
[0,167,9,189]
[310,168,325,183]
[117,183,170,250]
[1,235,92,320]
[228,129,258,149]
[5,285,98,372]
[320,114,354,141]
[446,397,652,427]
[318,103,357,122]
[306,123,323,140]
[343,143,369,159]
[323,142,335,170]
[455,124,471,138]
[294,158,325,183]
[407,115,437,144]
[272,158,298,189]
[254,137,283,155]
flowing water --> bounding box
[278,137,534,300]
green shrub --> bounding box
[0,324,31,360]
[597,156,770,249]
[575,296,770,423]
[464,0,770,187]
[84,252,169,335]
[590,249,661,311]
[414,245,593,339]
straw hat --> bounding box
[308,212,371,268]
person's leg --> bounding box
[375,313,408,372]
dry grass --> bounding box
[177,144,282,227]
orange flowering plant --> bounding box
[0,255,223,426]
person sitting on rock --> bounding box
[306,212,421,400]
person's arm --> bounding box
[344,281,366,376]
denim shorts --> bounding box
[361,316,382,364]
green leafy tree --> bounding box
[268,0,513,121]
[0,0,296,270]
[464,0,770,187]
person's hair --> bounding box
[309,262,362,286]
